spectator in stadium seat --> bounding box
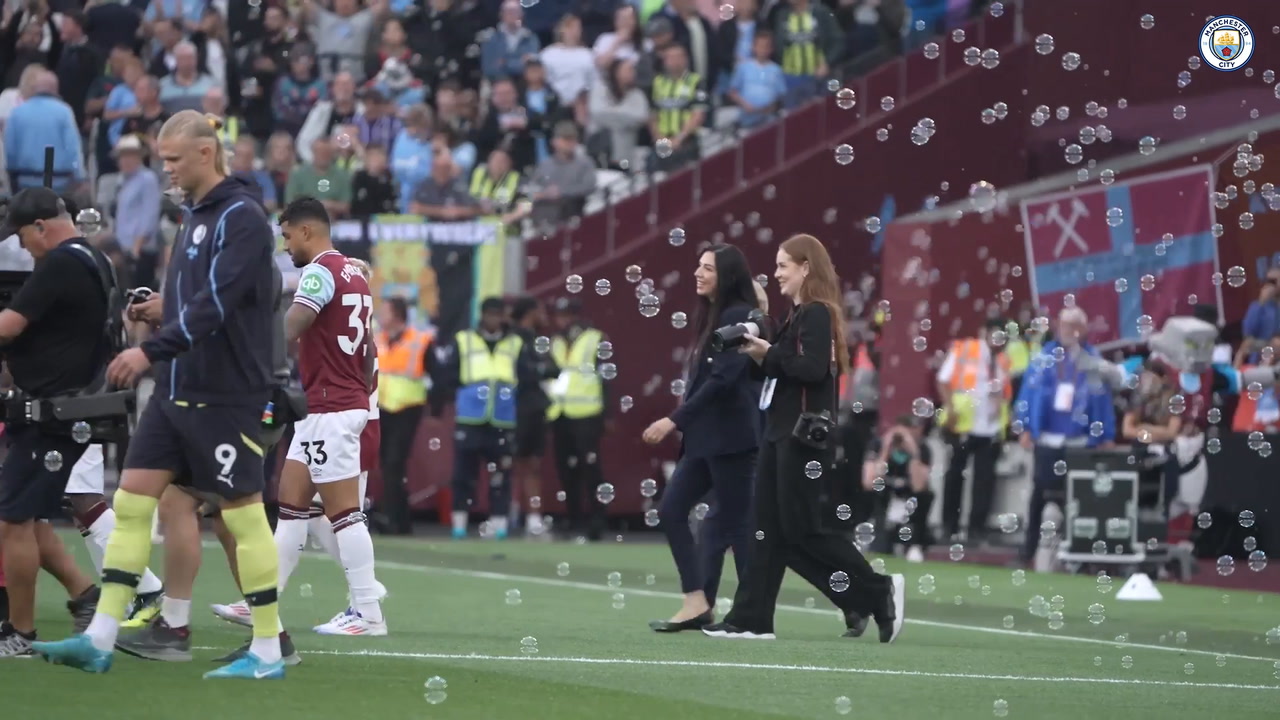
[476,77,539,173]
[111,134,162,289]
[298,71,364,165]
[1241,280,1279,363]
[54,9,101,134]
[355,85,404,154]
[230,136,279,213]
[351,144,397,218]
[0,63,43,134]
[587,59,649,171]
[143,18,185,78]
[1232,332,1280,434]
[530,120,596,227]
[4,70,83,193]
[119,75,169,167]
[636,16,676,90]
[592,4,646,73]
[300,0,387,82]
[86,46,139,171]
[157,41,216,114]
[189,5,230,89]
[287,137,354,219]
[843,0,907,59]
[540,14,595,127]
[520,58,567,164]
[410,147,482,221]
[84,0,143,56]
[238,4,293,141]
[264,131,298,207]
[366,16,429,85]
[202,86,245,152]
[468,146,528,224]
[648,44,705,172]
[272,43,329,137]
[727,30,785,130]
[143,0,206,30]
[774,0,841,109]
[482,0,541,83]
[713,0,759,97]
[431,125,477,178]
[2,14,57,89]
[657,0,719,95]
[390,103,435,213]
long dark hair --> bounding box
[692,243,760,354]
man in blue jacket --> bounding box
[1014,306,1116,567]
[34,112,287,681]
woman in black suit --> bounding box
[703,234,906,643]
[641,244,761,632]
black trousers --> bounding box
[942,433,1000,540]
[451,424,514,513]
[379,405,423,534]
[725,437,888,634]
[658,449,755,607]
[553,416,606,538]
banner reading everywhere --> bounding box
[1020,166,1220,343]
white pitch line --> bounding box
[263,647,1280,691]
[351,557,1280,666]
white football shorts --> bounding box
[286,408,368,484]
[64,444,105,495]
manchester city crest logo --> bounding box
[1199,16,1253,72]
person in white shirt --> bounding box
[591,5,647,73]
[935,316,1013,544]
[539,14,595,126]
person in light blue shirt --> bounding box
[4,72,83,193]
[482,1,542,82]
[727,32,786,130]
[390,105,435,214]
[111,135,163,288]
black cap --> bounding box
[0,187,67,239]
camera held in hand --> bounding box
[793,409,834,450]
[711,309,768,351]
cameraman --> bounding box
[863,415,934,562]
[0,188,112,657]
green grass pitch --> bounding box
[4,533,1279,719]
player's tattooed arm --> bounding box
[284,303,320,344]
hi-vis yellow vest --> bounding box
[377,328,430,413]
[945,338,1012,433]
[455,329,523,427]
[547,328,604,420]
[1004,337,1041,377]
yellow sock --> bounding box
[99,490,159,621]
[220,503,280,640]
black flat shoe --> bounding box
[842,610,869,638]
[649,610,713,632]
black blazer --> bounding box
[671,302,763,459]
[758,302,840,442]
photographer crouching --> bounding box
[0,188,117,657]
[863,415,934,562]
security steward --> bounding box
[0,188,116,657]
[648,44,706,172]
[434,297,539,540]
[548,297,611,541]
[374,296,432,535]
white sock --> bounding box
[491,516,509,535]
[84,613,119,652]
[527,513,545,533]
[451,511,467,532]
[137,569,163,595]
[307,515,341,564]
[334,522,383,623]
[274,518,308,633]
[161,597,191,628]
[250,634,282,664]
[83,509,162,595]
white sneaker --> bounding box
[905,546,925,563]
[313,610,388,636]
[211,600,253,627]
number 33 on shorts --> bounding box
[285,409,367,483]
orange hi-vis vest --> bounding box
[945,338,1011,432]
[839,344,874,401]
[377,327,431,413]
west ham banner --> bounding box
[1020,165,1221,343]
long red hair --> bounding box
[780,234,850,375]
